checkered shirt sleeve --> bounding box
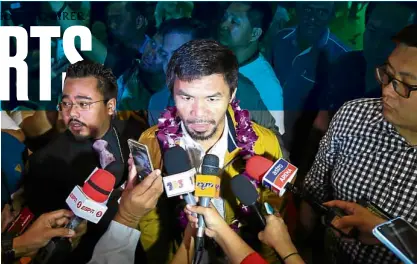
[304,98,417,264]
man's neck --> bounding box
[234,43,259,65]
[95,122,112,140]
[395,126,417,146]
[197,121,226,152]
[296,29,325,52]
[140,70,166,93]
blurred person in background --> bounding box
[117,32,166,114]
[265,1,349,151]
[154,1,194,27]
[218,2,285,136]
[324,2,417,117]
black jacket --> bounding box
[23,119,143,263]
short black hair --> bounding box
[65,60,118,101]
[166,39,238,96]
[158,18,211,40]
[392,24,417,48]
[242,2,273,39]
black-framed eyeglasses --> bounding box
[375,65,417,99]
[57,100,107,111]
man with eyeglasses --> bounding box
[22,60,142,264]
[300,24,417,264]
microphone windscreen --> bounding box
[201,154,220,175]
[163,145,192,174]
[246,156,274,181]
[231,174,258,206]
[82,169,116,203]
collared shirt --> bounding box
[1,111,21,130]
[304,98,417,264]
[266,26,349,147]
[268,28,349,108]
[88,220,141,264]
[147,86,175,127]
[179,118,229,218]
[239,53,285,135]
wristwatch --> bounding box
[1,233,16,264]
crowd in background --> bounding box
[1,1,417,264]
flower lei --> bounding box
[156,100,260,231]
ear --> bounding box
[136,15,148,30]
[106,98,116,116]
[250,27,262,42]
[230,88,237,103]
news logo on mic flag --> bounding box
[66,186,108,223]
[163,168,196,197]
[65,168,114,223]
[262,159,298,196]
[195,175,221,198]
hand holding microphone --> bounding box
[258,215,303,263]
[34,168,116,264]
[194,154,220,251]
[12,209,76,258]
[185,204,228,239]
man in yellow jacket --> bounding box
[137,39,287,263]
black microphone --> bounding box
[231,174,266,227]
[163,146,197,211]
[195,154,220,252]
[231,174,283,262]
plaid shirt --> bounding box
[304,98,417,264]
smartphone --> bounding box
[372,217,417,264]
[264,202,274,215]
[127,139,154,183]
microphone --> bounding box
[245,156,326,211]
[194,154,220,251]
[246,156,297,197]
[33,168,116,264]
[231,174,266,227]
[245,156,362,238]
[162,146,197,210]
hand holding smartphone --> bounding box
[127,139,154,184]
[373,217,417,264]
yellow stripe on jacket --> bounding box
[137,106,285,263]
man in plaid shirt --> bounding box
[301,24,417,264]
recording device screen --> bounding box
[376,218,417,262]
[127,140,153,183]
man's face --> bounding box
[159,32,193,73]
[61,77,114,140]
[296,2,334,44]
[140,33,164,73]
[218,3,254,49]
[174,74,233,141]
[363,4,415,68]
[107,3,138,42]
[381,44,417,132]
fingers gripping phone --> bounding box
[127,139,154,183]
[373,217,417,264]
